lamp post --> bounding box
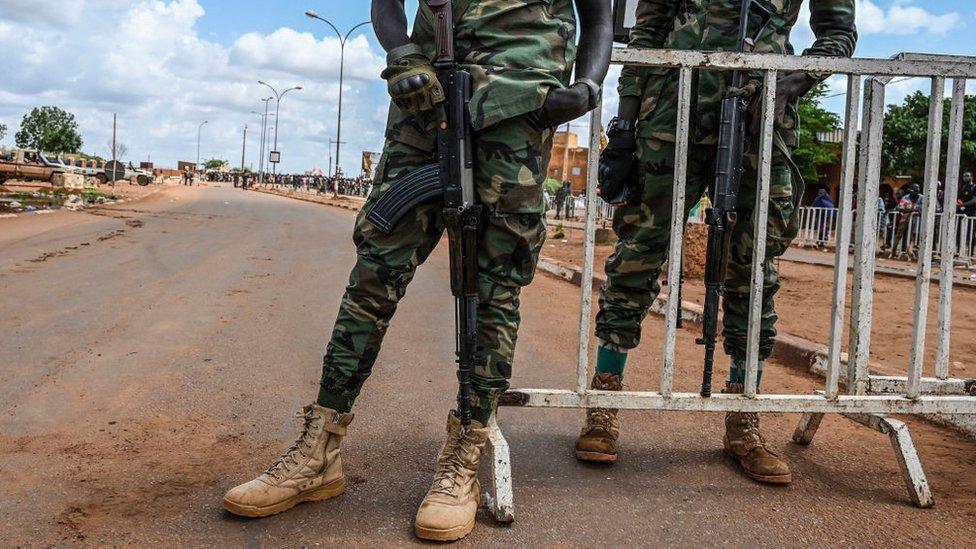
[196,120,208,171]
[258,81,303,178]
[305,11,371,178]
[254,96,273,183]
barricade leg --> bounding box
[791,413,825,445]
[484,415,515,522]
[843,413,934,508]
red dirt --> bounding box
[542,228,976,380]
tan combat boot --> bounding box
[223,404,354,517]
[575,373,622,463]
[723,383,792,484]
[414,412,489,542]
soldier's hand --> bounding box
[381,54,444,113]
[540,83,591,128]
[597,131,638,205]
[749,72,815,132]
[774,72,816,119]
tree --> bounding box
[15,106,83,153]
[793,82,842,184]
[0,123,7,142]
[204,158,228,170]
[107,140,128,161]
[882,91,976,181]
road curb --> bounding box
[253,187,364,212]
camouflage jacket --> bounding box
[619,0,857,147]
[391,0,576,149]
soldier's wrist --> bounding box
[386,43,425,66]
[574,77,602,111]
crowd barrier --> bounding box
[796,206,976,266]
[482,50,976,521]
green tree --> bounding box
[882,91,976,181]
[204,158,228,170]
[0,123,7,142]
[793,82,842,184]
[14,106,83,153]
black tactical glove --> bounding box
[597,122,639,205]
[380,45,444,113]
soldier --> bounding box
[577,0,857,485]
[223,0,612,541]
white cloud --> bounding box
[0,0,387,174]
[792,0,961,51]
[857,0,960,36]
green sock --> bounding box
[728,362,763,387]
[596,344,628,376]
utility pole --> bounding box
[196,120,208,171]
[241,124,248,174]
[111,113,117,162]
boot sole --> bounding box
[743,470,793,485]
[575,450,617,463]
[415,517,476,542]
[223,477,345,518]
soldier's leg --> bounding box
[466,113,552,425]
[225,136,444,517]
[595,138,711,355]
[414,113,549,540]
[316,142,444,412]
[578,138,710,463]
[722,147,799,378]
[719,146,797,485]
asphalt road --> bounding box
[1,184,974,547]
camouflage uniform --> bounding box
[318,0,577,421]
[596,0,857,365]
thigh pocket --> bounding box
[475,117,549,215]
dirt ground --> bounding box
[542,224,976,380]
[1,185,975,546]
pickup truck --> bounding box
[0,148,67,185]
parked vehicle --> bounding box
[0,148,67,185]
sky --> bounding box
[0,0,973,174]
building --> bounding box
[547,130,589,193]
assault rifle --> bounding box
[367,0,480,427]
[697,0,771,397]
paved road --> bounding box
[1,185,974,547]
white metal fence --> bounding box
[796,206,976,266]
[483,50,976,521]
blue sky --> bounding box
[0,0,973,174]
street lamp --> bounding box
[305,11,371,178]
[253,96,273,183]
[258,81,303,179]
[196,120,208,171]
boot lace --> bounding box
[586,408,616,433]
[430,436,470,496]
[734,412,768,448]
[265,409,320,481]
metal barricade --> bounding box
[482,50,976,521]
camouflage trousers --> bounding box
[318,111,553,420]
[595,137,800,365]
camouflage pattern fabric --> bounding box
[618,0,857,146]
[595,137,799,364]
[318,108,553,419]
[411,0,578,130]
